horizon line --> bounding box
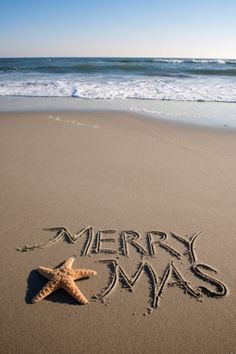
[0,55,236,60]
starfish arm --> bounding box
[32,278,59,303]
[73,269,97,280]
[62,278,89,304]
[62,257,76,269]
[37,267,55,279]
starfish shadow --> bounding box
[25,270,45,304]
[26,270,87,306]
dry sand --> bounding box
[0,110,235,354]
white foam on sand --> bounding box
[0,75,236,103]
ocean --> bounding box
[0,57,236,102]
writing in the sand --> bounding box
[17,226,228,311]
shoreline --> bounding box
[1,109,236,353]
[1,96,236,129]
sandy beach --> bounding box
[0,110,236,354]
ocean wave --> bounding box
[153,59,184,64]
[153,58,236,65]
[0,76,236,102]
[192,59,226,64]
[186,68,236,76]
[1,57,236,103]
[0,62,191,76]
[1,57,236,76]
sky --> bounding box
[0,0,236,58]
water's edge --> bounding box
[1,96,236,130]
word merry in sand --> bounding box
[17,226,228,311]
[17,226,195,258]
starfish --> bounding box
[32,257,97,304]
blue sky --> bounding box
[0,0,236,58]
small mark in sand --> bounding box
[48,115,99,129]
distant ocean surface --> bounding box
[0,57,236,102]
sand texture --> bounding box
[0,111,236,354]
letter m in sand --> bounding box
[95,259,158,308]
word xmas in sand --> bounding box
[17,226,228,311]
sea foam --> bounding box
[0,57,236,102]
[0,75,236,103]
